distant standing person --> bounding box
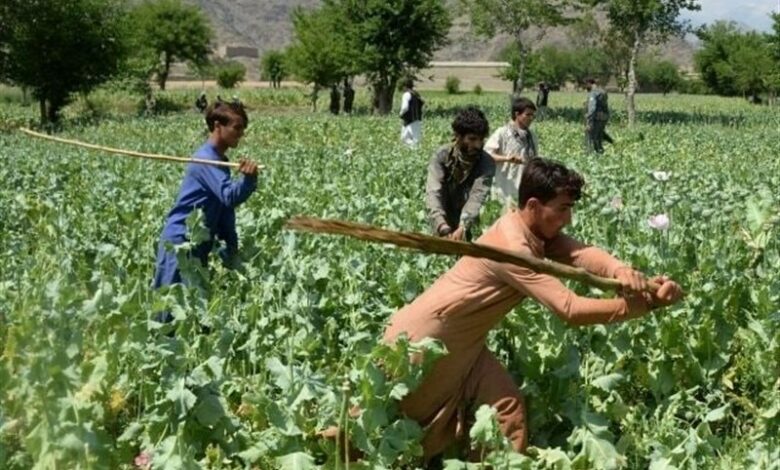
[399,79,424,147]
[329,85,341,115]
[536,82,550,108]
[195,92,208,113]
[485,96,538,210]
[342,78,355,114]
[584,78,610,154]
[426,106,495,241]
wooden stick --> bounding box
[19,128,265,170]
[285,216,662,293]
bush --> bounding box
[445,76,460,94]
[216,61,246,89]
[473,84,483,95]
[637,58,682,94]
[678,77,710,95]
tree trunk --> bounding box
[47,96,62,124]
[39,98,47,126]
[512,36,529,94]
[158,53,170,91]
[626,32,641,126]
[517,45,528,93]
[311,84,320,112]
[372,78,396,115]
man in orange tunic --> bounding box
[384,157,683,460]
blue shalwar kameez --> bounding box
[152,141,257,288]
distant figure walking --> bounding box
[584,78,610,154]
[342,78,355,114]
[399,79,424,147]
[195,92,208,113]
[536,82,550,108]
[329,85,341,115]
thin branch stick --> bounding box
[19,128,265,170]
[285,216,662,293]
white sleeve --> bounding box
[399,91,411,116]
[484,127,503,153]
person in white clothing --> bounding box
[399,79,424,147]
[484,96,539,210]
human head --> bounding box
[510,96,536,129]
[518,158,585,239]
[452,106,490,158]
[585,78,597,91]
[205,100,249,149]
[403,78,414,90]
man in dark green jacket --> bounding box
[426,106,495,241]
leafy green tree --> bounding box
[261,50,287,88]
[637,57,681,94]
[462,0,574,92]
[334,0,450,114]
[695,21,777,99]
[130,0,213,90]
[0,0,127,124]
[285,6,350,111]
[596,0,700,124]
[766,13,780,103]
[521,46,572,88]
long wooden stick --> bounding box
[285,216,662,293]
[19,128,264,170]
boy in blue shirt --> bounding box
[153,100,258,293]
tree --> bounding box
[285,6,350,111]
[696,22,778,100]
[598,0,700,125]
[261,50,287,88]
[637,57,681,94]
[766,13,780,104]
[130,0,213,91]
[0,0,127,125]
[462,0,574,93]
[335,0,450,114]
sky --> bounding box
[680,0,779,32]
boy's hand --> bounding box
[615,266,647,293]
[648,276,683,308]
[447,226,466,241]
[238,159,258,177]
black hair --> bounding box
[451,106,489,138]
[518,158,585,207]
[511,96,536,119]
[205,99,248,132]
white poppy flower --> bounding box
[648,214,670,231]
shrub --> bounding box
[216,61,246,89]
[445,76,460,94]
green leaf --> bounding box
[591,373,624,392]
[704,404,729,422]
[275,451,317,469]
[194,392,225,427]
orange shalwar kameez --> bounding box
[383,211,650,458]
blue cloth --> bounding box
[152,141,257,288]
